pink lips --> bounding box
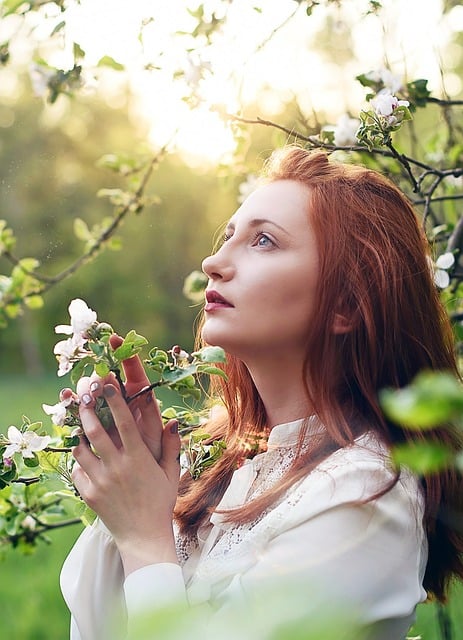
[204,290,233,312]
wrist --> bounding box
[116,531,178,577]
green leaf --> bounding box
[392,442,453,474]
[380,371,463,428]
[113,330,148,361]
[194,346,226,364]
[36,450,62,472]
[73,218,91,241]
[23,454,39,468]
[70,357,95,385]
[97,55,124,71]
[183,270,207,302]
[95,362,110,377]
[2,0,26,17]
[197,364,228,379]
[50,20,66,37]
[73,42,85,60]
[24,295,43,310]
[89,342,105,357]
[162,365,197,385]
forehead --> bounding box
[229,179,312,228]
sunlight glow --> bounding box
[18,0,457,165]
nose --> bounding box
[202,246,234,281]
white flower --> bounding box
[436,252,455,270]
[2,426,51,460]
[29,63,54,98]
[42,396,73,426]
[433,252,455,289]
[332,114,360,146]
[371,91,409,117]
[365,68,402,94]
[55,298,97,337]
[21,515,36,530]
[183,54,212,89]
[54,334,86,377]
[237,174,261,204]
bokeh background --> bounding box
[0,0,462,637]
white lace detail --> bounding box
[176,421,390,604]
[175,526,199,567]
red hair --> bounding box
[175,147,463,601]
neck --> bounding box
[244,355,313,429]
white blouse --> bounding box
[60,417,428,640]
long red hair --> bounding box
[175,147,463,601]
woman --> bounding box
[61,147,463,640]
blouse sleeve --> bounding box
[60,519,188,640]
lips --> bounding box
[205,289,233,311]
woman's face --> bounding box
[201,179,319,365]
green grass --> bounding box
[0,374,462,639]
[0,526,82,638]
[0,373,63,431]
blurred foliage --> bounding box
[0,79,238,374]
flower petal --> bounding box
[434,269,450,289]
[6,425,22,444]
[435,252,455,269]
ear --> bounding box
[332,312,355,335]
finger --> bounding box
[101,383,145,452]
[78,388,119,461]
[72,436,101,473]
[71,459,100,507]
[159,420,181,484]
[110,333,150,390]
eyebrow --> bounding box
[225,217,290,235]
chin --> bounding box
[201,328,233,354]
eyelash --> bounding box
[253,231,274,248]
[222,231,275,248]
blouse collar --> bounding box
[267,415,324,449]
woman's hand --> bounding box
[61,334,164,460]
[71,379,181,576]
[109,333,164,462]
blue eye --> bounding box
[255,233,274,248]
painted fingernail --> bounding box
[145,393,153,405]
[103,384,116,398]
[82,394,92,406]
[90,381,100,393]
[170,421,179,434]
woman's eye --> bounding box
[255,233,274,248]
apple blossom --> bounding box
[434,252,455,289]
[42,395,74,427]
[54,334,87,377]
[55,298,97,337]
[332,114,360,146]
[29,63,54,98]
[365,68,402,94]
[2,426,51,460]
[371,92,409,118]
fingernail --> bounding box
[170,421,179,434]
[103,384,116,398]
[90,381,100,393]
[82,394,92,406]
[145,392,153,405]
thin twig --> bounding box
[1,145,169,298]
